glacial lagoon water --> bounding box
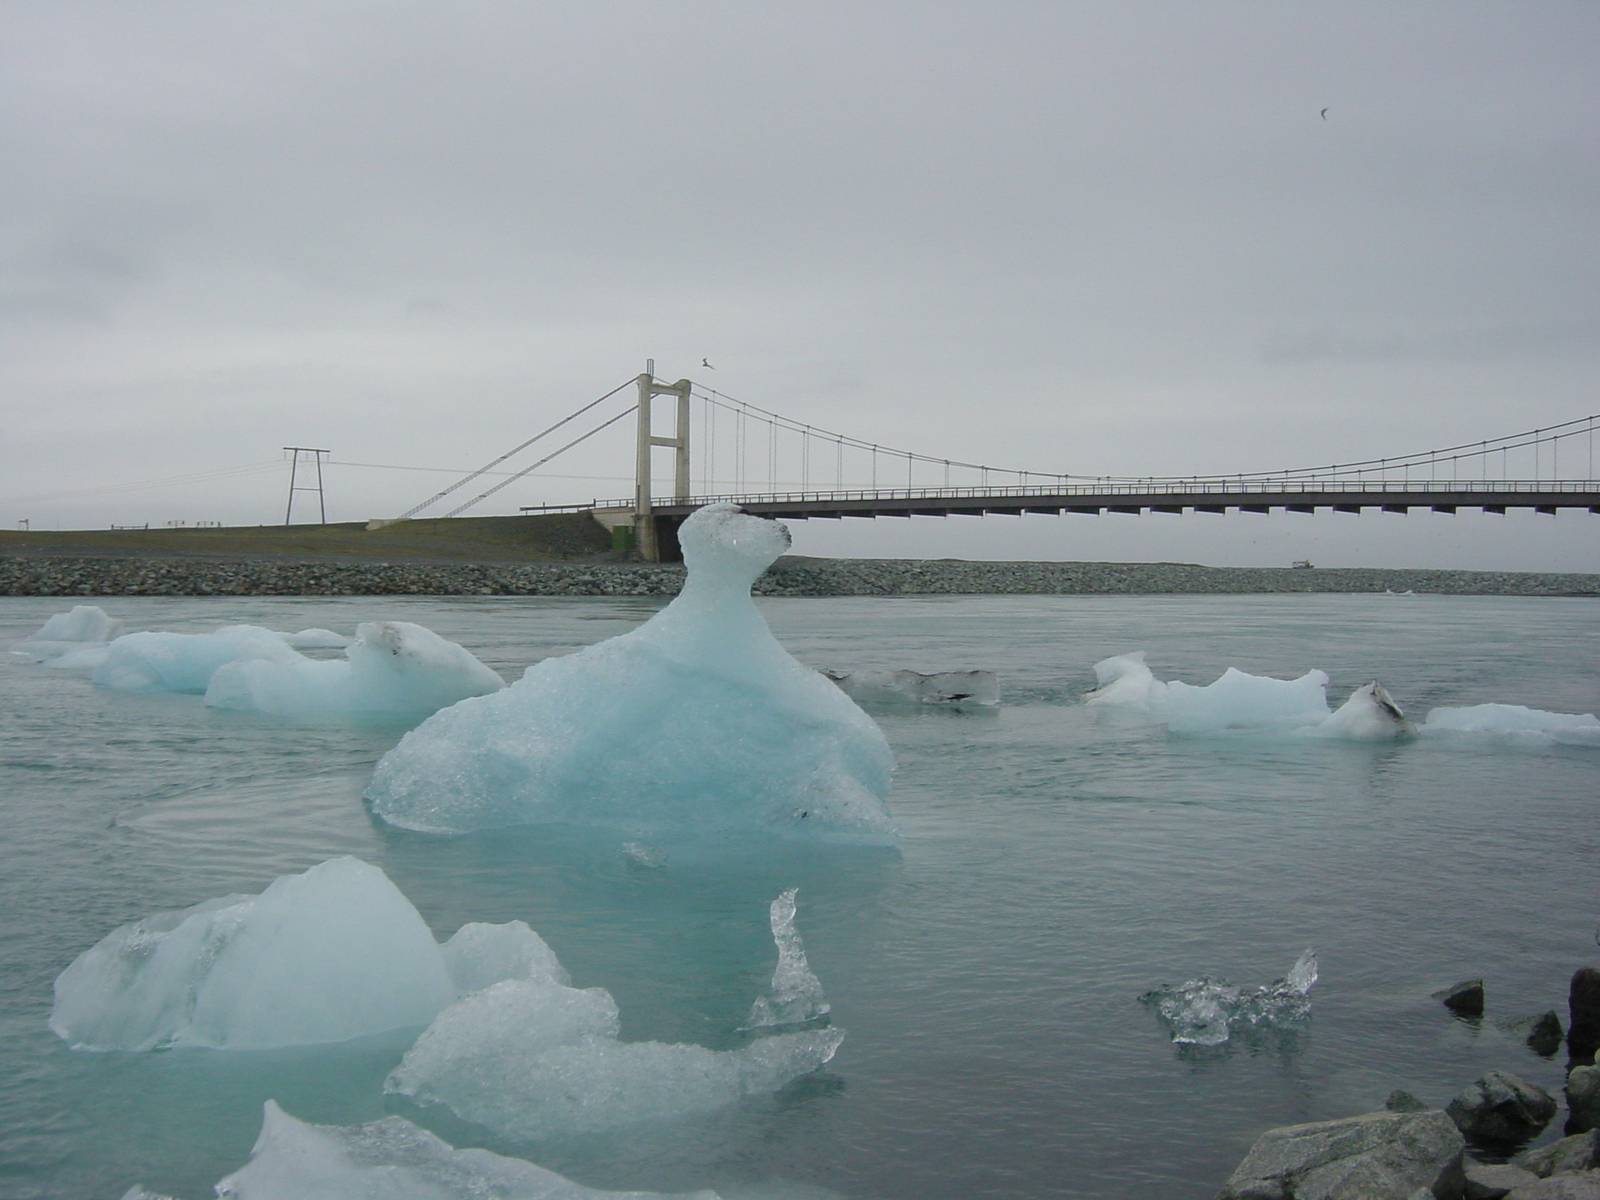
[2,591,1597,1198]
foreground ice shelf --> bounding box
[367,503,897,839]
[123,1100,721,1200]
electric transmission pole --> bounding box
[283,447,330,524]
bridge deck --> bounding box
[526,482,1600,521]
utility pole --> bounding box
[283,447,330,525]
[632,365,691,561]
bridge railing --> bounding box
[522,477,1597,514]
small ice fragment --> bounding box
[366,503,896,839]
[1083,651,1166,711]
[623,841,669,868]
[207,1100,721,1199]
[1310,681,1415,741]
[1140,949,1318,1046]
[746,888,830,1029]
[11,605,124,661]
[821,668,999,707]
[1421,703,1600,747]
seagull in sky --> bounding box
[1320,107,1329,120]
[701,358,716,369]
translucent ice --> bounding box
[205,620,504,719]
[92,625,299,693]
[1421,703,1600,747]
[199,1101,720,1199]
[388,889,845,1138]
[821,668,1000,707]
[1085,652,1331,733]
[746,888,830,1029]
[280,627,350,650]
[11,604,124,663]
[1140,949,1319,1046]
[51,857,555,1051]
[387,975,845,1138]
[367,503,896,839]
[1309,682,1416,741]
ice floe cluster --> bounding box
[1141,949,1320,1046]
[60,856,839,1190]
[366,503,897,839]
[1085,650,1598,746]
[821,667,999,707]
[10,608,503,719]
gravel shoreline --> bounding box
[1,555,1596,597]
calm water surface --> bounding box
[2,593,1597,1199]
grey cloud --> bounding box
[1261,321,1600,365]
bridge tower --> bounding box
[633,366,692,561]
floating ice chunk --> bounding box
[279,627,349,650]
[1309,681,1416,741]
[1421,703,1600,747]
[52,857,460,1051]
[821,668,999,707]
[388,975,845,1138]
[205,620,504,719]
[367,503,895,839]
[201,1100,720,1200]
[442,920,569,994]
[1083,651,1166,710]
[1086,652,1331,733]
[1164,669,1331,734]
[746,889,830,1029]
[11,605,125,662]
[1141,949,1318,1045]
[91,625,298,694]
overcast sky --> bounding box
[2,1,1596,569]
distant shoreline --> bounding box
[1,555,1595,598]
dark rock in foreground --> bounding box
[1448,1072,1558,1146]
[1568,1067,1600,1134]
[1218,1109,1465,1200]
[1502,1169,1600,1198]
[1516,1131,1600,1179]
[1437,980,1488,1018]
[1569,969,1600,1066]
[1464,1159,1539,1199]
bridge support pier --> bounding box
[633,369,692,562]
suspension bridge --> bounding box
[384,366,1600,561]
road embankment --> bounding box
[1,556,1595,597]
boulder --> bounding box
[1464,1160,1539,1199]
[1388,1090,1433,1113]
[1516,1131,1600,1178]
[1567,1067,1600,1134]
[1218,1109,1466,1200]
[1503,1169,1600,1198]
[1448,1072,1558,1144]
[1572,971,1600,1067]
[1437,981,1487,1018]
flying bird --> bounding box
[701,358,716,369]
[1320,107,1329,120]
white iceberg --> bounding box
[167,1100,721,1199]
[1141,949,1319,1046]
[51,857,561,1051]
[1421,703,1600,747]
[1085,652,1331,734]
[10,604,124,665]
[366,503,896,839]
[387,975,844,1139]
[746,888,830,1029]
[205,620,505,718]
[821,668,999,707]
[279,627,350,650]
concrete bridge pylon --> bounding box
[633,366,692,562]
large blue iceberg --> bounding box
[366,503,896,839]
